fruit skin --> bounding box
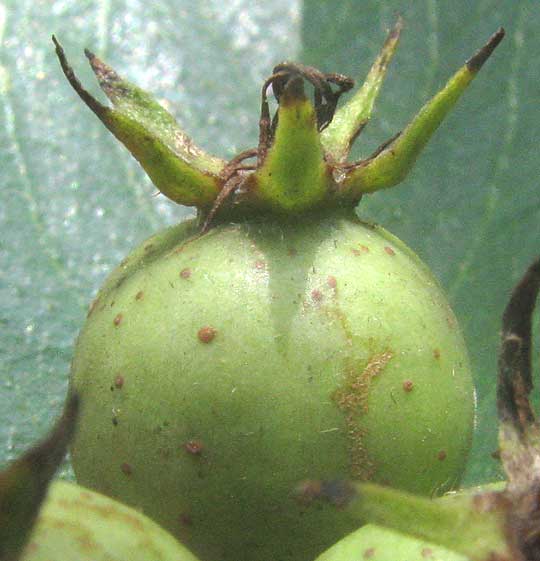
[20,480,200,561]
[313,524,468,561]
[69,208,474,561]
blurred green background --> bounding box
[1,1,538,487]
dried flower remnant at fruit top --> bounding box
[52,24,504,226]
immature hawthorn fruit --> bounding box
[54,22,504,561]
[301,257,540,561]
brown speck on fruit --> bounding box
[351,248,361,256]
[198,326,217,343]
[359,244,370,252]
[311,289,323,302]
[433,348,441,359]
[180,267,192,279]
[184,440,204,455]
[144,243,154,252]
[327,275,337,289]
[491,448,501,460]
[135,290,144,300]
[402,379,414,392]
[120,462,133,475]
[113,313,123,326]
[114,375,124,389]
[384,246,395,256]
[437,450,447,461]
[179,513,193,526]
[364,548,376,558]
[288,247,298,256]
[112,417,119,426]
[422,548,434,558]
[254,260,266,270]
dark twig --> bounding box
[497,257,540,433]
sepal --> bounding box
[337,28,505,200]
[252,74,329,212]
[53,37,223,207]
[321,18,402,163]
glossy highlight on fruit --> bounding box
[53,21,504,561]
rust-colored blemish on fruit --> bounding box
[198,326,217,343]
[437,450,447,461]
[180,267,192,279]
[327,275,337,289]
[288,247,298,256]
[144,243,154,252]
[384,246,395,256]
[402,379,414,392]
[113,313,123,326]
[114,375,124,389]
[120,462,133,476]
[135,290,144,300]
[184,440,204,455]
[333,351,393,479]
[433,348,441,359]
[311,289,323,302]
[422,547,434,558]
[254,259,266,270]
[364,547,376,558]
[352,245,370,256]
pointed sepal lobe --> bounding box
[53,36,223,208]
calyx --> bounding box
[53,22,504,229]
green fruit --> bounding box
[314,524,467,561]
[20,481,200,561]
[68,210,473,561]
[54,23,504,561]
